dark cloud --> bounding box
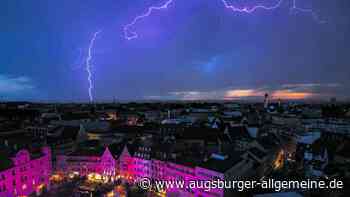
[0,0,349,101]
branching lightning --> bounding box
[86,30,102,102]
[124,0,325,40]
[221,0,284,13]
[290,0,326,23]
[124,0,174,40]
[83,1,324,101]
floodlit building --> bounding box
[57,143,268,197]
[0,147,51,197]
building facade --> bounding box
[0,147,51,197]
[57,144,260,197]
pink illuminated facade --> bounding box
[0,147,52,197]
[58,145,245,197]
[57,147,116,178]
[120,147,229,197]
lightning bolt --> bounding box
[124,0,325,40]
[221,0,284,13]
[86,30,102,103]
[290,0,326,24]
[124,0,174,40]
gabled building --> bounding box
[57,141,262,197]
[56,142,124,181]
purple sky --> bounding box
[1,0,349,101]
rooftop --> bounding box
[199,151,244,173]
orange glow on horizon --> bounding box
[225,89,263,98]
[272,90,314,100]
[224,89,315,100]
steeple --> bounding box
[264,93,269,109]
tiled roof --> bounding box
[226,126,252,140]
[199,151,244,173]
[248,147,267,160]
[47,126,80,143]
[68,146,105,157]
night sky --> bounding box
[1,0,350,102]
